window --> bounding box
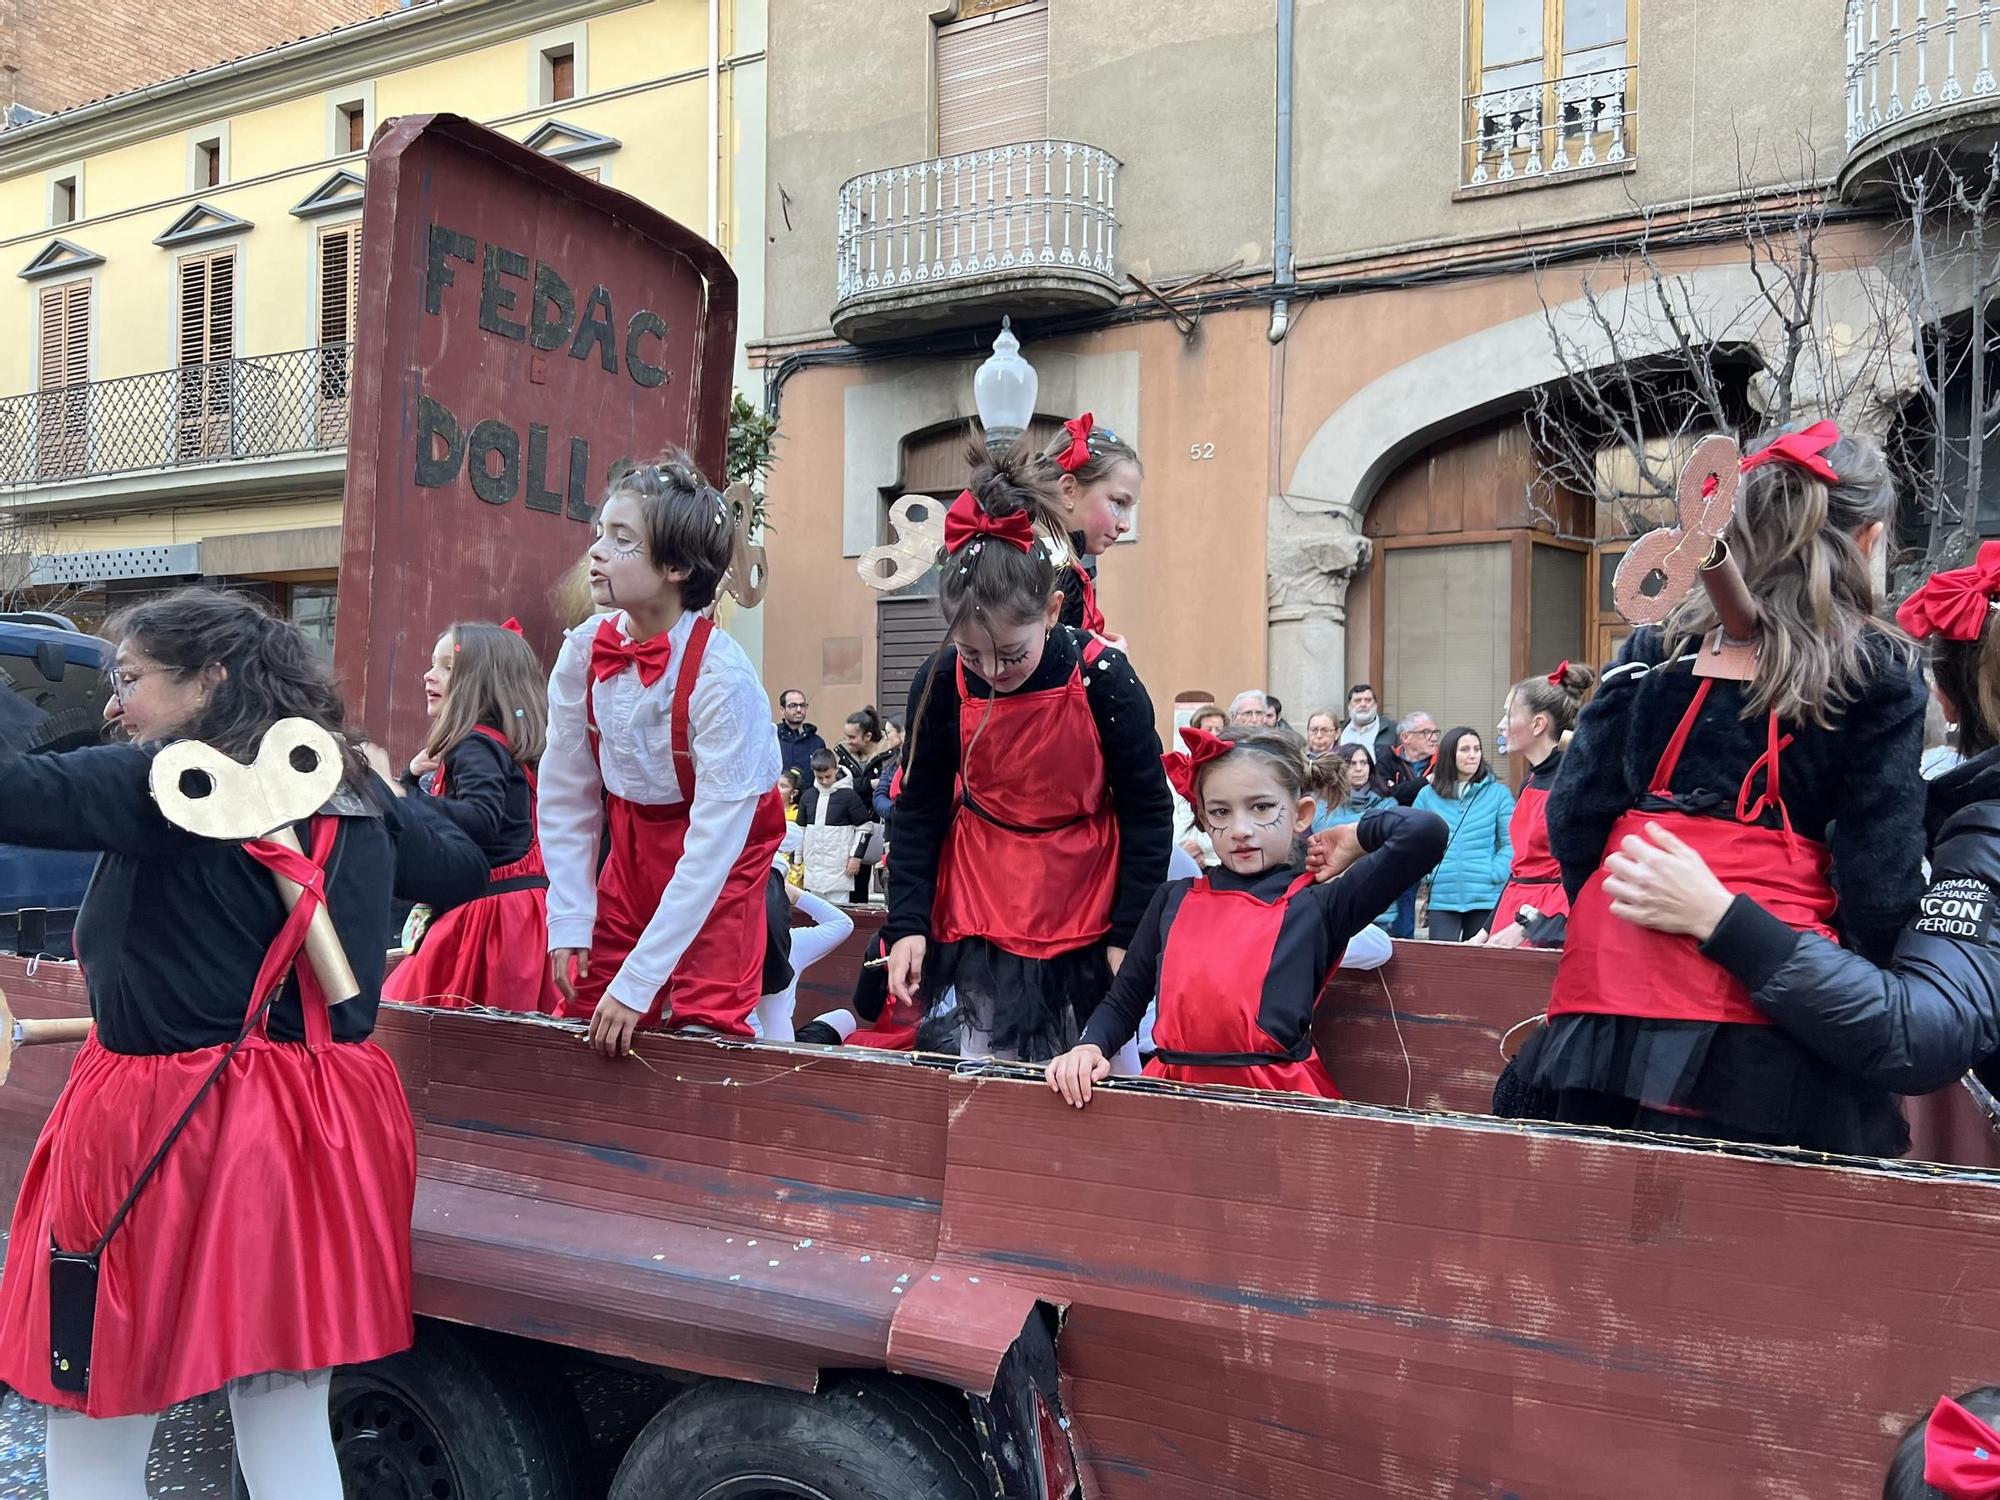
[528,26,587,107]
[176,250,235,460]
[287,584,338,658]
[51,176,77,226]
[545,45,575,103]
[36,281,90,480]
[1464,0,1635,188]
[196,138,222,188]
[317,223,361,439]
[935,0,1048,156]
[338,101,366,154]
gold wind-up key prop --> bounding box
[857,495,947,593]
[149,718,360,1005]
[718,481,769,610]
[1611,432,1762,681]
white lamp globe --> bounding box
[972,317,1037,455]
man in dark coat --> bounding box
[775,688,825,782]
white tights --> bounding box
[44,1369,343,1500]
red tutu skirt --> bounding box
[0,1032,416,1417]
[383,886,561,1012]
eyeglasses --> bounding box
[1412,727,1441,739]
[106,665,177,702]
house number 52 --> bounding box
[1188,442,1215,460]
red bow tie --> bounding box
[590,628,672,687]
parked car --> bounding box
[0,613,109,958]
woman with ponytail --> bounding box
[1514,422,1930,1154]
[1036,413,1143,645]
[1596,540,2000,1127]
[1476,659,1597,949]
[882,444,1173,1062]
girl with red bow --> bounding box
[1035,412,1143,646]
[883,446,1173,1062]
[383,619,562,1013]
[1885,1390,2000,1499]
[1514,422,1930,1154]
[539,452,787,1056]
[1046,726,1446,1104]
[1476,658,1599,949]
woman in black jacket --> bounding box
[1598,542,2000,1111]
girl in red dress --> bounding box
[540,451,786,1057]
[1035,412,1142,646]
[1477,658,1597,949]
[383,618,561,1012]
[0,588,487,1496]
[1047,727,1445,1103]
[1517,423,1930,1153]
[883,446,1173,1062]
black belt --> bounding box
[1152,1036,1314,1069]
[959,788,1089,837]
[482,873,549,897]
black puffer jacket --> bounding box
[1699,745,2000,1095]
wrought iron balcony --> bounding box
[1461,63,1636,191]
[0,344,351,495]
[833,140,1122,342]
[1842,0,2000,199]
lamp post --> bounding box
[972,317,1037,457]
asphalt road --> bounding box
[0,1388,237,1496]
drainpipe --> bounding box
[1267,0,1296,344]
[706,0,721,246]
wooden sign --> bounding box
[337,113,737,758]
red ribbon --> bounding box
[1054,413,1095,474]
[590,629,672,687]
[1897,539,2000,643]
[1161,724,1232,803]
[500,616,524,636]
[1927,1396,2000,1499]
[943,489,1036,554]
[1738,419,1842,485]
[1546,659,1570,686]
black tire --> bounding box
[233,1326,586,1500]
[610,1372,986,1500]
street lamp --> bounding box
[972,317,1037,456]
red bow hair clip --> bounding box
[1897,540,2000,643]
[943,489,1036,554]
[1161,725,1232,803]
[1738,418,1843,485]
[1546,659,1570,686]
[1054,413,1095,474]
[1926,1395,2000,1499]
[500,617,524,636]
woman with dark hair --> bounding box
[1412,727,1514,942]
[835,705,885,802]
[0,587,487,1499]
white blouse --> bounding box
[540,609,783,1012]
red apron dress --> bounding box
[931,644,1118,956]
[0,817,416,1417]
[1490,780,1569,936]
[383,725,561,1013]
[1145,872,1342,1098]
[557,614,786,1035]
[1550,678,1838,1027]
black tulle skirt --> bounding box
[1511,1013,1910,1158]
[919,937,1113,1063]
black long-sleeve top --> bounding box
[0,695,490,1055]
[409,730,535,876]
[1079,805,1448,1056]
[885,626,1172,951]
[1547,626,1928,965]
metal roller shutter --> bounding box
[936,1,1049,156]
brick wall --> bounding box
[1,0,402,118]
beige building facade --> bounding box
[754,0,1944,743]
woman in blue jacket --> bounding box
[1414,727,1514,942]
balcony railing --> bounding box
[835,140,1120,307]
[1462,63,1635,188]
[0,344,351,490]
[1846,0,1999,153]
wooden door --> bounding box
[35,281,89,480]
[176,249,235,461]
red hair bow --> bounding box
[1739,419,1842,485]
[943,489,1035,554]
[500,617,524,636]
[1161,724,1232,803]
[1055,413,1095,474]
[1546,659,1570,686]
[1926,1396,2000,1499]
[1897,540,2000,643]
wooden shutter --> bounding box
[550,50,575,102]
[345,107,365,153]
[317,225,360,439]
[936,2,1049,156]
[878,594,948,723]
[177,251,235,460]
[36,283,89,479]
